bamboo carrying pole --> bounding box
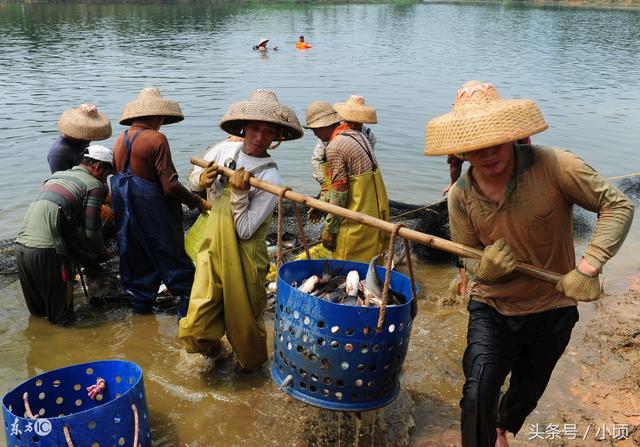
[191,157,562,284]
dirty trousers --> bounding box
[16,244,73,325]
[460,300,579,447]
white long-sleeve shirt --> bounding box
[188,140,281,240]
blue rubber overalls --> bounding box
[110,128,195,314]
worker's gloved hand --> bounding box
[308,191,329,223]
[229,167,252,191]
[556,268,602,302]
[307,208,325,224]
[198,162,219,189]
[196,197,211,212]
[321,226,337,251]
[474,238,516,282]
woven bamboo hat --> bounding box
[58,103,112,141]
[333,95,377,124]
[219,89,304,141]
[258,37,269,47]
[425,82,547,156]
[119,87,184,126]
[304,101,342,129]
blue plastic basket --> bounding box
[2,359,150,446]
[271,259,415,411]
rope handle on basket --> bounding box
[277,187,291,270]
[61,403,139,447]
[86,378,106,400]
[376,223,403,333]
[403,238,418,320]
[291,201,311,261]
[277,187,311,270]
[23,392,38,419]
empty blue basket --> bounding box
[3,359,150,446]
[271,259,415,412]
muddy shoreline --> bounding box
[409,287,640,446]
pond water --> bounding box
[0,1,639,445]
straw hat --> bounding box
[333,95,377,124]
[425,82,547,156]
[58,103,112,141]
[119,87,184,126]
[258,37,269,47]
[304,101,342,129]
[219,89,304,141]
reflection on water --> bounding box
[1,2,639,241]
[0,2,639,445]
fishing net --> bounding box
[2,176,637,291]
[0,239,18,289]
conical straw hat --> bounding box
[304,101,342,129]
[425,82,547,156]
[119,87,184,126]
[333,95,377,124]
[219,89,304,141]
[58,103,112,141]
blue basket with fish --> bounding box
[271,258,416,411]
[2,359,150,446]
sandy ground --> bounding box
[411,286,640,447]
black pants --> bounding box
[16,244,73,325]
[460,300,579,447]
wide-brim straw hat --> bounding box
[219,89,304,141]
[333,95,377,124]
[304,101,342,129]
[119,87,184,126]
[58,103,112,141]
[425,82,548,156]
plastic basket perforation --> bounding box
[272,260,414,411]
[3,360,150,446]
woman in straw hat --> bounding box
[179,89,303,372]
[47,103,112,173]
[305,97,388,262]
[425,82,634,447]
[111,87,210,315]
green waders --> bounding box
[178,187,272,371]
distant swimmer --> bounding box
[295,35,312,50]
[253,37,278,52]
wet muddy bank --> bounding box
[409,287,640,447]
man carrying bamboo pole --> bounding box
[179,89,303,372]
[305,98,389,262]
[425,81,634,447]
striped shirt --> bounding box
[326,129,378,186]
[17,166,107,256]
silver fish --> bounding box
[346,271,360,297]
[279,374,293,390]
[298,275,320,294]
[364,254,385,299]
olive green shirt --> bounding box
[448,144,634,315]
[16,166,107,256]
